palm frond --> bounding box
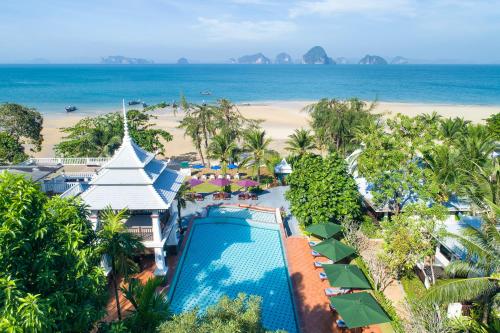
[424,277,498,304]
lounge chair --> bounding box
[251,193,258,200]
[311,250,322,257]
[324,287,351,297]
[223,192,231,200]
[226,175,231,180]
[313,260,333,268]
[336,319,347,329]
[201,175,207,180]
[319,272,328,280]
[308,240,318,247]
[218,174,223,179]
[195,193,204,201]
[234,173,240,179]
[209,174,215,179]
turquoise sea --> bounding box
[1,64,499,114]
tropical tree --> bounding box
[0,172,107,332]
[458,124,496,170]
[186,103,217,160]
[303,98,379,156]
[120,277,170,333]
[175,183,194,233]
[285,128,316,156]
[55,110,172,157]
[286,153,361,226]
[97,207,145,321]
[0,132,28,164]
[485,113,500,138]
[208,131,239,173]
[0,103,44,153]
[439,117,470,143]
[157,294,274,333]
[424,211,499,324]
[178,114,205,165]
[242,129,274,183]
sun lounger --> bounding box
[325,287,351,297]
[308,241,318,247]
[217,174,223,179]
[251,193,258,200]
[223,192,231,200]
[195,193,204,201]
[234,173,240,179]
[311,250,322,257]
[226,175,231,180]
[313,260,333,268]
[319,272,328,280]
[336,319,347,329]
[209,174,215,179]
[329,303,337,312]
[201,175,207,180]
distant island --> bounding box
[101,56,154,64]
[275,52,293,64]
[359,55,388,65]
[237,53,271,64]
[177,57,189,64]
[302,46,335,64]
[391,56,409,64]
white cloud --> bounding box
[289,0,416,18]
[195,17,297,41]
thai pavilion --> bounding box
[66,103,184,275]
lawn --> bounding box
[401,273,427,300]
[188,181,243,193]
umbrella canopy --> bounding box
[329,292,391,328]
[312,239,356,262]
[189,178,204,187]
[210,178,231,187]
[228,163,238,169]
[211,165,221,170]
[305,223,342,239]
[322,264,371,289]
[237,179,259,188]
[192,164,204,169]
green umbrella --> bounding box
[329,292,391,328]
[322,264,371,289]
[305,222,342,239]
[312,239,356,262]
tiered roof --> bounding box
[79,102,184,211]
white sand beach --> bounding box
[35,101,499,158]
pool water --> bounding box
[207,206,277,224]
[169,208,297,332]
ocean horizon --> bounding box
[1,64,500,115]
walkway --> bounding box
[285,236,382,333]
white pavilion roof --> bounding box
[79,102,184,211]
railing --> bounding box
[23,157,110,166]
[60,183,87,198]
[63,172,96,179]
[128,226,154,241]
[42,181,79,194]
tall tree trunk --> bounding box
[482,294,490,324]
[111,260,122,321]
[197,145,205,165]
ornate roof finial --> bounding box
[122,99,131,142]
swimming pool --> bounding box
[169,207,298,332]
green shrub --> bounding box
[360,215,381,238]
[401,273,426,300]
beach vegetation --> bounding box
[285,128,316,156]
[175,183,194,233]
[485,112,500,138]
[0,131,28,164]
[208,131,239,173]
[157,293,278,333]
[55,110,172,157]
[286,152,360,226]
[0,172,107,332]
[97,207,144,321]
[241,129,275,183]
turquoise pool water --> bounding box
[169,207,297,332]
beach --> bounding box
[36,101,500,158]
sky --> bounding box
[1,0,499,63]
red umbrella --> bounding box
[237,179,259,188]
[209,178,231,187]
[189,178,204,187]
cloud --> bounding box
[289,0,416,18]
[195,17,297,41]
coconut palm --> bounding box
[424,203,499,324]
[459,125,496,168]
[208,131,238,174]
[97,206,144,321]
[461,158,499,211]
[285,128,316,156]
[423,145,462,202]
[178,114,205,165]
[175,183,194,233]
[439,117,470,143]
[120,276,170,332]
[242,129,273,183]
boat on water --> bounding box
[65,106,77,112]
[142,102,148,108]
[200,90,211,95]
[128,100,141,105]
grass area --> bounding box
[401,273,427,300]
[189,181,242,193]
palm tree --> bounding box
[121,276,170,332]
[189,104,216,160]
[208,131,238,174]
[439,117,470,143]
[175,183,194,233]
[242,129,273,183]
[424,211,499,324]
[285,128,315,156]
[423,145,462,203]
[178,114,205,165]
[459,124,495,169]
[97,206,145,321]
[461,158,499,211]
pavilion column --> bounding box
[89,210,99,231]
[151,210,162,242]
[153,247,168,276]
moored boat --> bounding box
[65,106,77,112]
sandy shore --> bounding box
[35,101,499,158]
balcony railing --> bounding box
[128,226,154,241]
[23,157,110,166]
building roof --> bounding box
[440,215,483,260]
[76,101,184,211]
[0,165,62,182]
[274,158,292,174]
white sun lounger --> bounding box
[308,241,318,247]
[314,260,334,268]
[311,250,322,257]
[319,272,328,280]
[325,287,351,297]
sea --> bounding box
[0,64,499,115]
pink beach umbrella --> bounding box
[209,178,231,187]
[237,179,259,188]
[189,178,204,187]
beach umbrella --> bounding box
[329,292,391,328]
[322,264,371,289]
[192,164,204,169]
[237,179,259,188]
[211,165,221,171]
[312,239,356,262]
[209,178,231,188]
[228,163,238,170]
[305,222,342,239]
[189,178,203,187]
